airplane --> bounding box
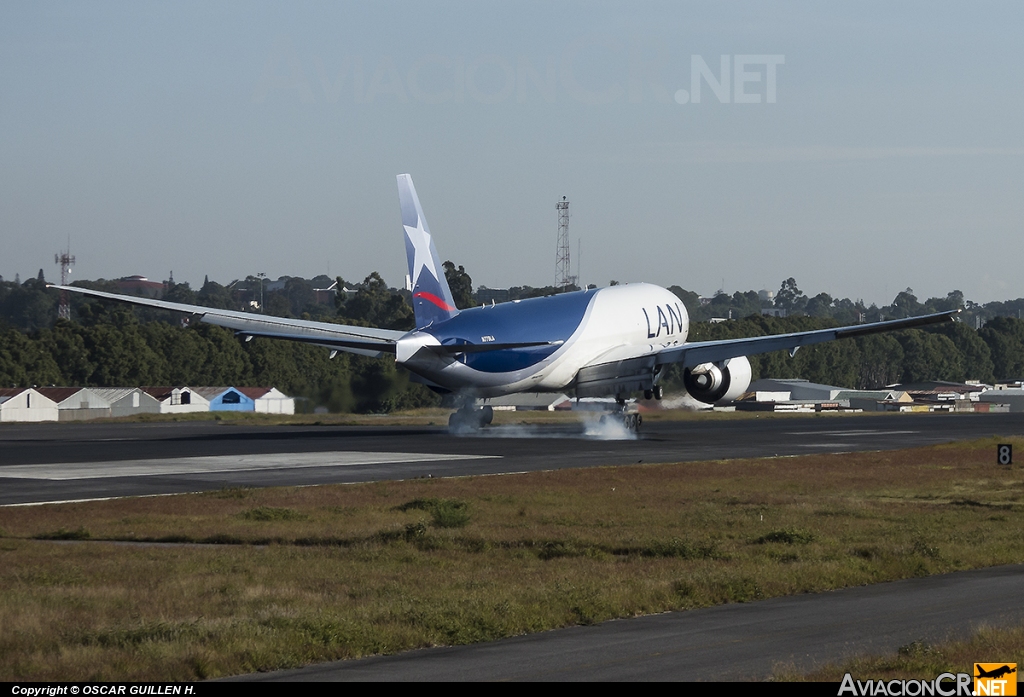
[53,174,959,432]
[975,665,1016,680]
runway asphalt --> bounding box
[1,412,1022,506]
[3,412,1023,681]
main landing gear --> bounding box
[643,385,663,401]
[599,398,642,432]
[448,404,494,433]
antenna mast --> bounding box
[54,240,75,320]
[556,196,575,290]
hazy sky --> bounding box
[2,2,1022,306]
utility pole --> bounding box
[54,240,75,320]
[257,272,267,313]
[556,197,576,291]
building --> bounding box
[115,275,166,298]
[979,388,1024,413]
[474,286,511,305]
[90,388,163,417]
[0,388,59,422]
[193,387,256,412]
[141,387,209,414]
[746,379,848,402]
[36,387,112,421]
[237,387,296,414]
[833,390,913,412]
[887,381,989,407]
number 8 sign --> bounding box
[998,444,1012,466]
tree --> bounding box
[890,288,924,319]
[0,328,62,387]
[896,330,962,383]
[805,292,834,318]
[339,272,415,331]
[443,261,476,310]
[930,322,994,383]
[979,317,1024,380]
[80,320,167,387]
[855,334,904,389]
[196,278,234,310]
[164,281,197,305]
[667,286,701,318]
[775,278,806,315]
[925,290,965,314]
[39,320,95,385]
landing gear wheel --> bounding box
[653,385,663,400]
[643,389,653,400]
[448,406,492,433]
[624,413,642,432]
[600,412,641,432]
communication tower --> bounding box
[556,197,576,290]
[54,242,75,320]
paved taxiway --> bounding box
[237,562,1024,681]
[1,413,1021,505]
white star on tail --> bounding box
[404,217,436,286]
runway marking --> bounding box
[2,492,192,507]
[796,443,857,449]
[787,429,919,437]
[0,451,499,481]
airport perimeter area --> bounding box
[2,411,1023,681]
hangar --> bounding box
[0,388,59,422]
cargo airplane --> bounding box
[54,174,958,431]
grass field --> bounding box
[774,624,1024,681]
[1,436,1023,680]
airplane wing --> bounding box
[657,310,960,368]
[49,285,405,357]
[577,309,959,399]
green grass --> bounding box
[1,436,1023,681]
[395,498,471,528]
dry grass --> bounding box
[774,624,1024,681]
[2,436,1023,680]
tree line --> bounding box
[2,269,1024,411]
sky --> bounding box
[1,2,1022,306]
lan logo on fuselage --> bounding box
[643,303,685,339]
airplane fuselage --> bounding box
[396,283,687,398]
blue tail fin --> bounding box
[397,174,460,328]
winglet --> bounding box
[397,174,460,328]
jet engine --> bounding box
[682,356,752,405]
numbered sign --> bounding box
[997,444,1012,466]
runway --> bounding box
[1,412,1022,505]
[3,412,1023,681]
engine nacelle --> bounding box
[682,356,752,405]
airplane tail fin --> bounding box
[397,174,460,328]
